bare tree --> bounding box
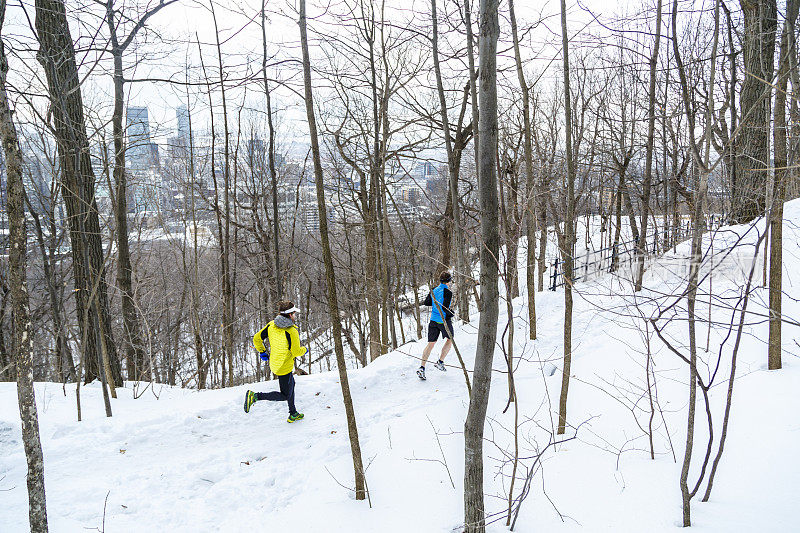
[670,0,721,523]
[768,0,798,370]
[556,0,576,436]
[464,0,480,314]
[733,0,777,223]
[508,0,537,339]
[0,1,48,527]
[463,0,500,530]
[634,0,663,291]
[261,0,282,298]
[300,0,367,501]
[431,0,470,327]
[103,0,177,382]
[35,0,123,393]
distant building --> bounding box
[425,171,447,203]
[300,186,320,230]
[401,185,422,206]
[247,138,266,173]
[166,136,189,162]
[600,186,614,214]
[388,203,421,225]
[147,142,160,170]
[126,106,157,171]
[165,106,192,164]
[414,161,438,181]
[176,105,190,141]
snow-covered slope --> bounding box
[2,202,799,532]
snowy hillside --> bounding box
[2,202,799,532]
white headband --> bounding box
[282,306,301,315]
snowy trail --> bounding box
[1,344,478,532]
[3,204,800,532]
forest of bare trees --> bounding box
[2,0,798,530]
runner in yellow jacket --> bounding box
[243,301,308,422]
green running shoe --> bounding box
[243,390,257,413]
[287,412,304,423]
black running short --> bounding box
[427,319,454,342]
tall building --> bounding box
[414,161,438,181]
[176,105,190,141]
[126,106,154,171]
[165,105,192,165]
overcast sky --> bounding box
[3,0,664,156]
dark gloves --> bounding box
[259,351,269,362]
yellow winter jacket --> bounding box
[253,318,307,376]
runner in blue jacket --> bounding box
[417,271,454,380]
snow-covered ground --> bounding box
[2,202,799,532]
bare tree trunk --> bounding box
[537,180,548,291]
[300,0,367,500]
[768,0,797,370]
[105,0,173,382]
[184,94,207,389]
[35,0,123,388]
[721,2,738,222]
[634,0,663,291]
[365,5,384,362]
[0,288,12,381]
[0,9,49,527]
[509,0,537,339]
[557,0,576,436]
[611,181,623,272]
[262,0,282,298]
[734,0,777,223]
[621,174,640,245]
[378,181,391,354]
[671,0,719,523]
[464,0,479,318]
[431,0,468,330]
[412,253,423,339]
[680,178,703,529]
[464,1,499,530]
[432,0,467,331]
[204,2,234,386]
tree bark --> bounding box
[106,0,151,382]
[557,0,576,436]
[300,0,367,500]
[431,0,468,329]
[634,0,663,291]
[35,0,123,387]
[261,0,282,299]
[464,0,479,318]
[464,1,499,530]
[209,1,235,386]
[734,0,777,223]
[768,0,797,370]
[509,0,537,339]
[0,8,49,527]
